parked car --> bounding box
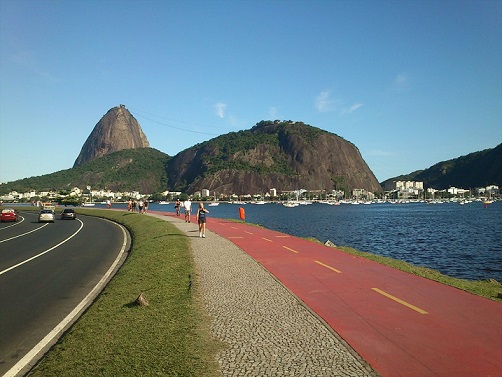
[1,208,19,222]
[60,208,76,220]
[38,209,55,223]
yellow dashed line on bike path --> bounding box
[235,230,428,316]
[257,234,427,315]
[372,288,428,314]
[282,246,299,254]
[315,260,342,273]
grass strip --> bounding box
[28,209,223,377]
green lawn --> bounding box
[28,209,223,377]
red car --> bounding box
[1,208,19,222]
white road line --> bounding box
[0,219,84,276]
[0,216,25,230]
[3,220,129,377]
[0,222,49,243]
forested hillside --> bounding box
[381,144,502,189]
[166,120,381,194]
[0,148,169,195]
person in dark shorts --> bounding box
[196,202,209,238]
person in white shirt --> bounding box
[183,199,192,223]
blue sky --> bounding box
[1,0,501,185]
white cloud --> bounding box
[214,102,227,118]
[315,91,362,114]
[392,73,408,91]
[315,91,340,112]
[346,103,363,113]
[268,106,285,120]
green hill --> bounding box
[381,144,502,189]
[0,148,169,195]
[166,120,382,195]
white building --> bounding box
[447,187,470,196]
[385,181,424,198]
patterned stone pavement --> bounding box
[156,213,378,377]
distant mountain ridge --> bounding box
[3,105,499,196]
[73,105,150,167]
[381,144,502,189]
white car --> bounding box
[38,209,55,223]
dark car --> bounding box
[1,208,19,222]
[60,208,77,220]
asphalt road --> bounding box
[0,209,129,376]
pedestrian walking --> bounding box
[183,198,192,222]
[174,199,181,216]
[196,202,209,238]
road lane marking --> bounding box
[262,237,273,242]
[0,216,25,231]
[228,236,244,239]
[372,288,429,314]
[4,220,129,377]
[282,246,299,254]
[275,235,290,238]
[0,223,49,243]
[0,219,84,276]
[315,260,342,273]
[244,231,254,235]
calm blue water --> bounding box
[113,201,502,281]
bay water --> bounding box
[104,201,502,282]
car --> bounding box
[60,208,77,220]
[1,208,19,222]
[38,209,55,223]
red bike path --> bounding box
[166,213,501,377]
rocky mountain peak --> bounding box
[167,120,382,194]
[73,105,150,167]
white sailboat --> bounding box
[82,186,95,206]
[283,201,299,207]
[208,192,219,206]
